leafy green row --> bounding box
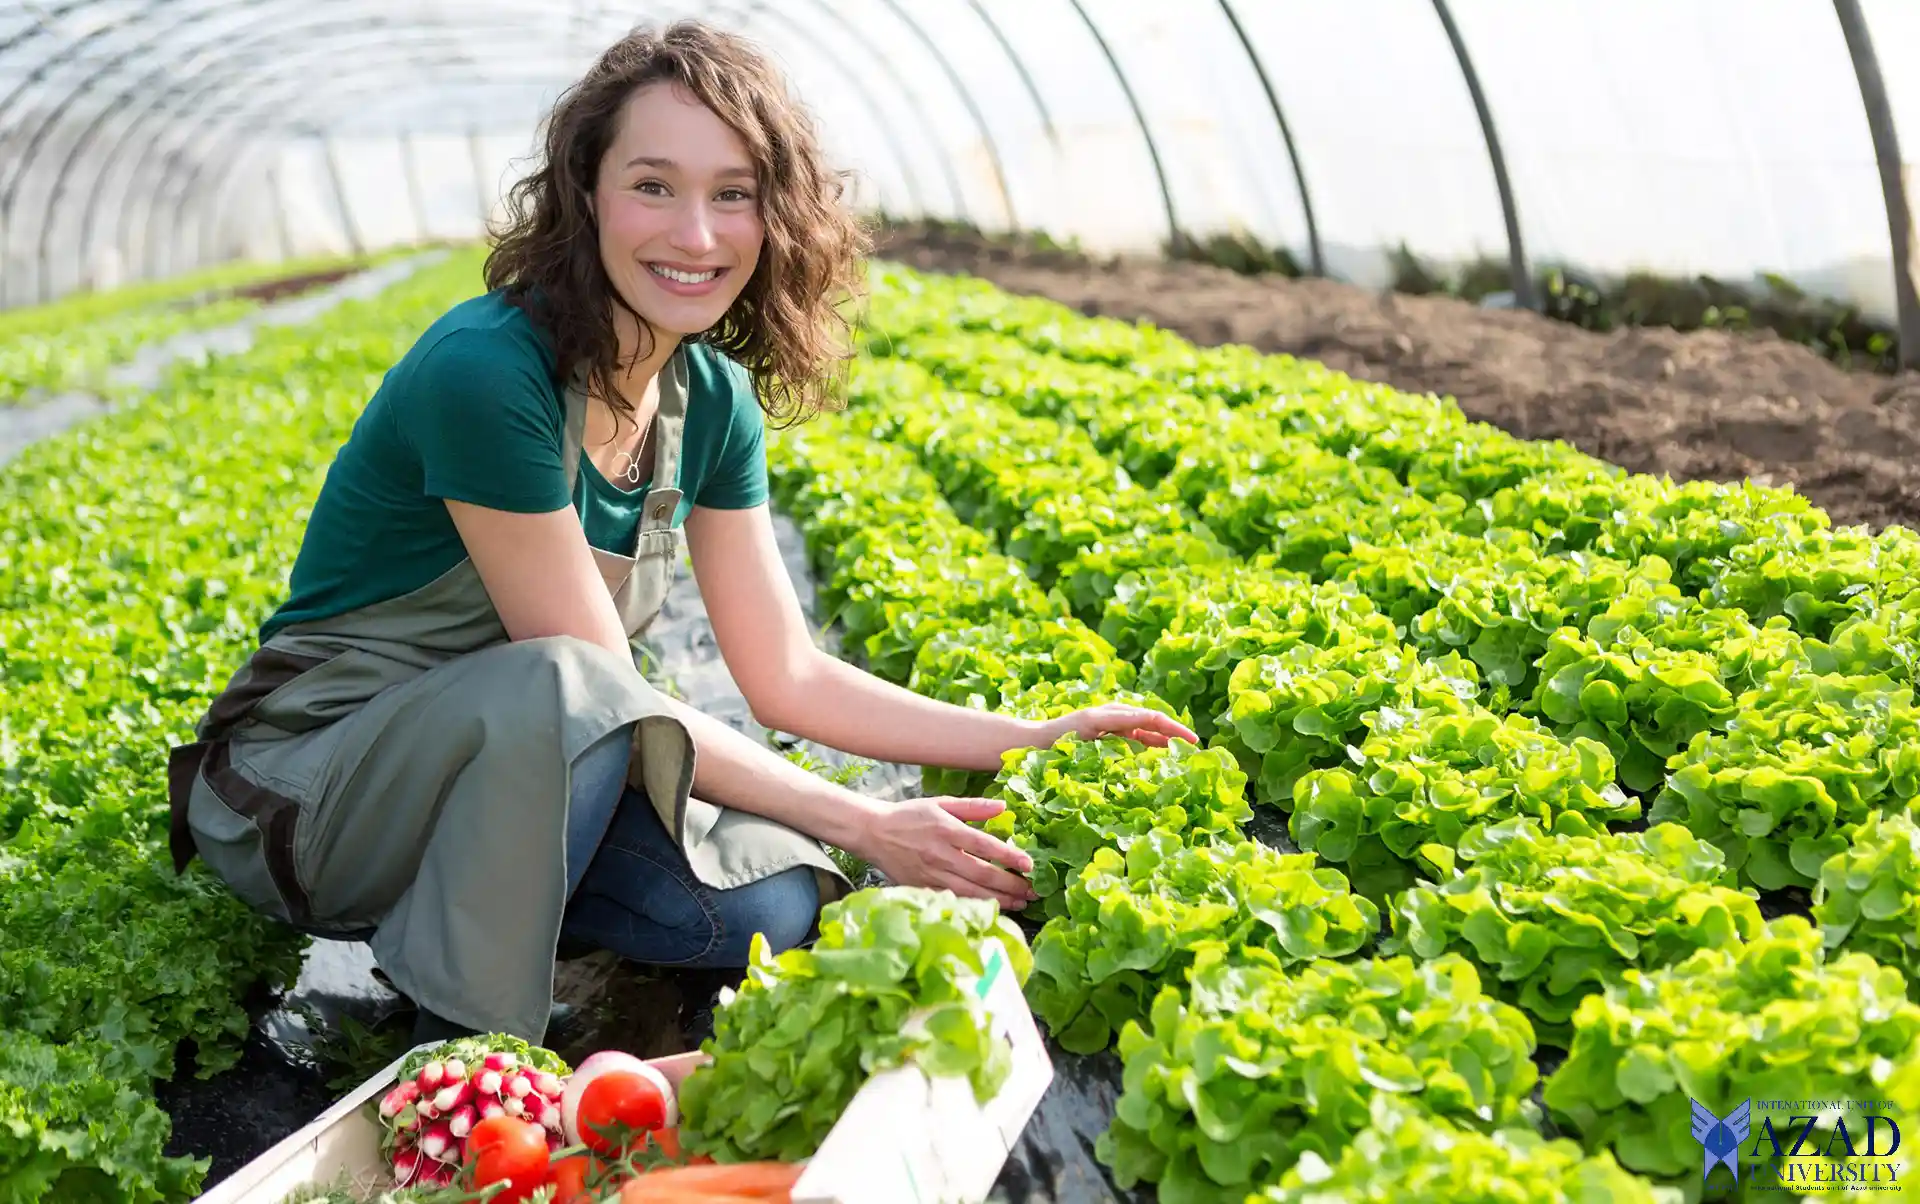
[0,249,492,1199]
[1813,808,1920,993]
[1543,917,1920,1184]
[870,268,1920,905]
[0,252,364,342]
[1255,1096,1658,1204]
[1382,818,1765,1044]
[1,296,259,404]
[1101,944,1541,1204]
[1024,829,1379,1056]
[0,1030,204,1204]
[0,252,383,407]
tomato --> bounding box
[543,1154,594,1204]
[466,1115,551,1203]
[575,1070,671,1156]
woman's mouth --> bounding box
[647,263,726,294]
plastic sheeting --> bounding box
[0,0,1916,334]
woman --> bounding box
[167,21,1191,1046]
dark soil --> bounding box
[877,225,1920,533]
[224,266,362,305]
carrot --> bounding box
[617,1160,802,1201]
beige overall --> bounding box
[168,347,852,1040]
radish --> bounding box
[448,1105,478,1140]
[379,1080,420,1120]
[392,1148,422,1186]
[378,1036,572,1187]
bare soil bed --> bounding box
[879,226,1920,533]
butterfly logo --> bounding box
[1691,1098,1751,1185]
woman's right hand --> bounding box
[855,797,1038,912]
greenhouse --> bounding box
[4,2,1920,1202]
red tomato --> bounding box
[466,1116,551,1203]
[576,1070,670,1155]
[543,1154,594,1204]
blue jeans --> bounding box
[558,724,820,965]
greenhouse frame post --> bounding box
[1063,0,1183,257]
[322,135,366,257]
[266,164,296,261]
[1216,0,1323,276]
[469,127,494,229]
[1430,0,1535,311]
[1834,0,1920,370]
[400,129,433,245]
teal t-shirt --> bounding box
[260,289,769,641]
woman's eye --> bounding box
[636,180,668,195]
[718,187,754,203]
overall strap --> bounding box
[637,347,691,534]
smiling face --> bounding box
[592,81,765,349]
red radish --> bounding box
[506,1072,534,1100]
[530,1095,562,1133]
[480,1098,507,1121]
[419,1061,445,1090]
[504,1096,527,1118]
[392,1148,422,1186]
[476,1068,503,1096]
[380,1080,420,1120]
[533,1071,563,1098]
[484,1052,519,1073]
[448,1105,478,1140]
[559,1051,677,1153]
[419,1122,454,1163]
[442,1058,468,1083]
[433,1081,476,1113]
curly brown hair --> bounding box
[483,20,871,427]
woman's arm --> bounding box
[686,504,1197,770]
[448,500,1039,908]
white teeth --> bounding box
[649,264,720,285]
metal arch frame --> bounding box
[1215,0,1322,276]
[9,0,1027,289]
[127,45,565,279]
[963,0,1059,153]
[26,32,557,298]
[69,3,932,292]
[167,0,948,247]
[0,4,553,297]
[870,0,1020,230]
[145,3,944,284]
[169,74,551,275]
[1429,0,1535,310]
[0,0,553,209]
[1061,0,1181,255]
[751,0,969,222]
[1834,0,1920,370]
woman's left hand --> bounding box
[1034,704,1200,750]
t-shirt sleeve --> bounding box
[391,328,573,513]
[697,356,771,510]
